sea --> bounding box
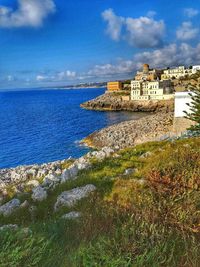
[0,88,146,169]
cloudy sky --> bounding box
[0,0,200,89]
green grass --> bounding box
[0,137,200,266]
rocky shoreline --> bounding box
[81,92,174,112]
[83,112,174,150]
[0,147,114,217]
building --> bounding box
[107,81,122,91]
[173,91,196,134]
[161,66,194,80]
[131,79,174,101]
[135,64,163,81]
[192,65,200,74]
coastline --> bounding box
[0,109,173,198]
[82,112,174,150]
[81,92,174,112]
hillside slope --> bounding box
[0,137,199,267]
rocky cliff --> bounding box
[81,92,174,112]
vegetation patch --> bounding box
[0,138,199,266]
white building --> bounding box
[131,80,174,101]
[173,91,196,134]
[174,92,194,117]
[161,66,194,80]
[192,65,200,74]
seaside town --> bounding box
[107,63,200,101]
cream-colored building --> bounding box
[161,66,193,80]
[135,64,163,81]
[192,65,200,74]
[131,80,174,101]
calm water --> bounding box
[0,88,146,168]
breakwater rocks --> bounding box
[0,147,114,217]
[84,112,174,150]
[81,93,174,112]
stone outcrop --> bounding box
[0,146,114,216]
[32,186,47,202]
[81,93,174,112]
[54,184,96,211]
[0,199,21,216]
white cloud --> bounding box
[184,8,199,18]
[36,70,76,82]
[102,9,124,41]
[87,43,200,78]
[125,16,165,48]
[7,75,14,82]
[57,70,76,80]
[102,9,165,48]
[0,0,56,28]
[88,60,135,77]
[36,75,47,81]
[176,22,199,41]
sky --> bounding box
[0,0,200,89]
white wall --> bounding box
[175,92,194,118]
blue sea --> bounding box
[0,88,146,169]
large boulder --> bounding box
[0,199,21,216]
[32,186,47,202]
[54,184,96,211]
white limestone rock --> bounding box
[0,224,18,231]
[124,168,138,175]
[68,165,79,178]
[42,174,60,187]
[61,211,81,220]
[0,199,21,216]
[32,186,47,202]
[140,151,153,159]
[54,184,96,211]
[61,169,71,183]
[26,180,40,188]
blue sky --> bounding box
[0,0,200,89]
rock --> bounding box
[37,169,48,178]
[0,199,21,216]
[0,224,18,231]
[68,165,79,178]
[42,174,60,187]
[54,184,96,211]
[26,180,40,188]
[26,169,37,178]
[61,169,71,183]
[20,200,29,209]
[140,151,153,159]
[32,186,47,202]
[134,178,146,186]
[61,211,81,220]
[75,157,91,170]
[124,168,137,175]
[10,171,21,182]
[29,205,37,214]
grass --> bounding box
[0,137,200,266]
